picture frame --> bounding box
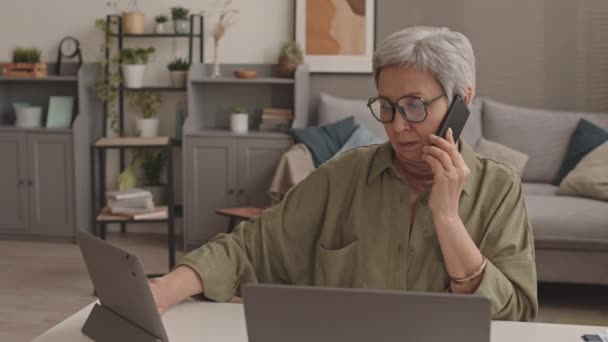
[295,0,375,73]
[46,96,74,129]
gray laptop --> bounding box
[77,231,168,342]
[243,284,491,342]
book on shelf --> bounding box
[259,123,291,133]
[106,188,152,201]
[101,206,168,220]
[262,108,293,116]
[110,206,158,215]
[107,197,154,210]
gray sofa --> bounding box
[462,98,608,285]
[318,93,608,285]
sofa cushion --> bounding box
[292,116,357,167]
[482,99,608,183]
[460,97,483,148]
[558,142,608,201]
[318,92,387,139]
[555,119,608,184]
[525,195,608,246]
[523,183,559,196]
[475,137,529,175]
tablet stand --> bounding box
[81,304,162,342]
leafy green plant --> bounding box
[120,47,155,65]
[167,57,190,71]
[231,106,246,114]
[155,15,168,23]
[128,91,161,118]
[94,18,121,135]
[170,6,190,20]
[136,149,166,185]
[279,41,303,63]
[12,47,42,63]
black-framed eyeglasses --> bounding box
[367,93,446,123]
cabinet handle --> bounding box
[18,180,24,185]
[227,189,234,195]
[238,189,244,196]
[27,180,33,186]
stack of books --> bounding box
[104,188,167,220]
[259,108,294,133]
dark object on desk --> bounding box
[215,207,262,232]
[582,334,604,342]
[77,231,169,342]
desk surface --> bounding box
[34,301,606,342]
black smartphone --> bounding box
[435,95,470,141]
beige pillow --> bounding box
[557,142,608,201]
[475,138,530,175]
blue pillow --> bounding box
[332,126,386,159]
[291,117,357,167]
[555,119,608,184]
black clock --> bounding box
[56,36,83,75]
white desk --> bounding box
[34,301,606,342]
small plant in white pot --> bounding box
[154,15,169,34]
[120,47,155,88]
[170,6,190,34]
[128,91,162,137]
[230,106,249,133]
[137,149,167,205]
[167,58,190,88]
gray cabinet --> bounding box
[184,131,292,250]
[0,130,75,240]
[0,132,28,232]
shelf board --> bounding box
[122,86,186,92]
[0,125,72,133]
[95,136,172,148]
[186,129,291,139]
[96,206,169,223]
[191,77,294,85]
[0,75,77,83]
[109,33,203,38]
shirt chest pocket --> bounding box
[315,240,359,288]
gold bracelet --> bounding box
[450,256,487,285]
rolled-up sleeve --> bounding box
[177,167,330,302]
[474,174,538,321]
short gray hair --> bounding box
[373,26,476,101]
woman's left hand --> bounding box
[422,128,470,223]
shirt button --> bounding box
[408,248,414,254]
[397,244,403,253]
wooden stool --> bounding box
[215,207,262,233]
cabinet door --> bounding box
[184,136,237,248]
[237,138,292,207]
[27,133,75,237]
[0,132,29,232]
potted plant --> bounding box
[278,41,303,78]
[95,18,122,136]
[137,149,167,205]
[122,0,145,34]
[171,6,190,34]
[154,15,169,34]
[167,58,190,88]
[3,47,47,77]
[230,106,249,133]
[128,91,161,137]
[120,47,155,88]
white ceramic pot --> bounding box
[136,117,160,137]
[230,113,249,133]
[155,22,168,34]
[122,64,146,89]
[141,185,166,205]
[169,71,187,88]
[174,19,189,34]
[15,106,42,128]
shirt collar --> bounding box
[368,139,477,197]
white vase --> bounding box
[122,64,146,89]
[15,106,42,128]
[136,117,160,137]
[155,22,168,34]
[230,113,249,133]
[169,71,187,88]
[174,19,189,34]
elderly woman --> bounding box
[150,26,538,321]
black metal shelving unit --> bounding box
[91,14,204,270]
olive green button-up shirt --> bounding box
[178,141,538,321]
